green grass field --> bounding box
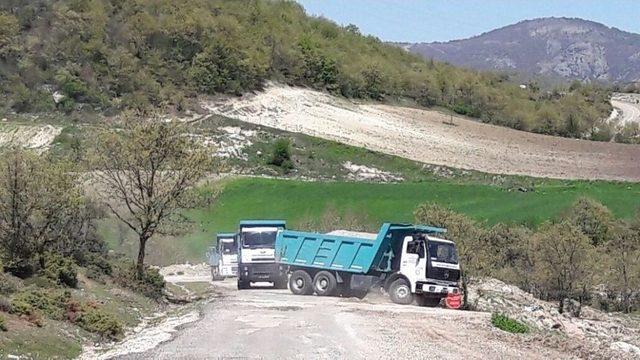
[169,177,640,263]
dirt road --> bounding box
[205,84,640,181]
[117,280,570,360]
[612,93,640,127]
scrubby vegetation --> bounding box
[414,198,640,314]
[267,138,294,172]
[491,313,529,334]
[0,0,612,139]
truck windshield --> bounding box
[220,240,237,254]
[428,241,458,264]
[241,230,277,248]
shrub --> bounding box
[0,314,6,331]
[10,289,71,320]
[0,296,12,313]
[491,313,529,334]
[76,307,123,340]
[114,264,165,300]
[0,273,18,295]
[268,138,294,171]
[43,253,78,288]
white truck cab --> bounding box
[392,234,460,305]
[208,232,238,280]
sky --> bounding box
[296,0,640,43]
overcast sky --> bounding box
[296,0,640,43]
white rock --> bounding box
[610,341,640,355]
[52,91,65,104]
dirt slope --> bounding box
[204,84,640,181]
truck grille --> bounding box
[428,267,460,282]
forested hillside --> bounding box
[0,0,611,138]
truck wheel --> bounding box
[389,278,413,305]
[313,271,337,296]
[211,267,223,281]
[237,279,250,290]
[289,270,313,295]
[416,295,442,307]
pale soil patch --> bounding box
[0,124,62,152]
[204,84,640,181]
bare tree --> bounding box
[92,120,209,277]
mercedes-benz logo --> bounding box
[444,271,450,279]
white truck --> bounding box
[237,220,288,289]
[207,232,238,280]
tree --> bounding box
[414,203,486,308]
[92,120,210,277]
[532,221,595,314]
[564,197,613,246]
[0,149,85,276]
[267,138,294,171]
[605,222,640,313]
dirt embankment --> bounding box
[204,84,640,181]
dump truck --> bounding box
[275,223,461,306]
[207,232,238,281]
[237,220,288,290]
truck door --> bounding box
[400,236,427,292]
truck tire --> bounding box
[389,278,413,305]
[211,266,223,281]
[237,279,250,290]
[416,295,442,307]
[313,271,337,296]
[289,270,313,295]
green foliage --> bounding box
[10,289,71,321]
[491,313,529,334]
[0,149,99,278]
[0,296,11,312]
[0,0,611,139]
[268,138,294,171]
[76,306,123,340]
[563,197,613,246]
[0,314,6,332]
[42,253,78,288]
[114,264,165,300]
[0,273,18,295]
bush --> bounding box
[114,264,165,300]
[491,313,529,334]
[43,253,78,288]
[76,307,123,340]
[268,138,294,171]
[0,296,11,312]
[10,289,71,320]
[0,314,6,331]
[0,273,18,295]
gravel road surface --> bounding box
[117,279,570,360]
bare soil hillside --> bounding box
[204,84,640,181]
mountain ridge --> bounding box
[403,17,640,83]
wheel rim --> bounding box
[395,285,410,299]
[317,277,328,291]
[294,277,304,289]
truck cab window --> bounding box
[406,240,425,258]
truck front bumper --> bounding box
[220,265,238,277]
[417,283,460,295]
[238,263,286,283]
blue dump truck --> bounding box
[237,220,288,290]
[207,232,239,281]
[275,223,461,306]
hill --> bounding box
[0,2,610,139]
[404,17,640,83]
